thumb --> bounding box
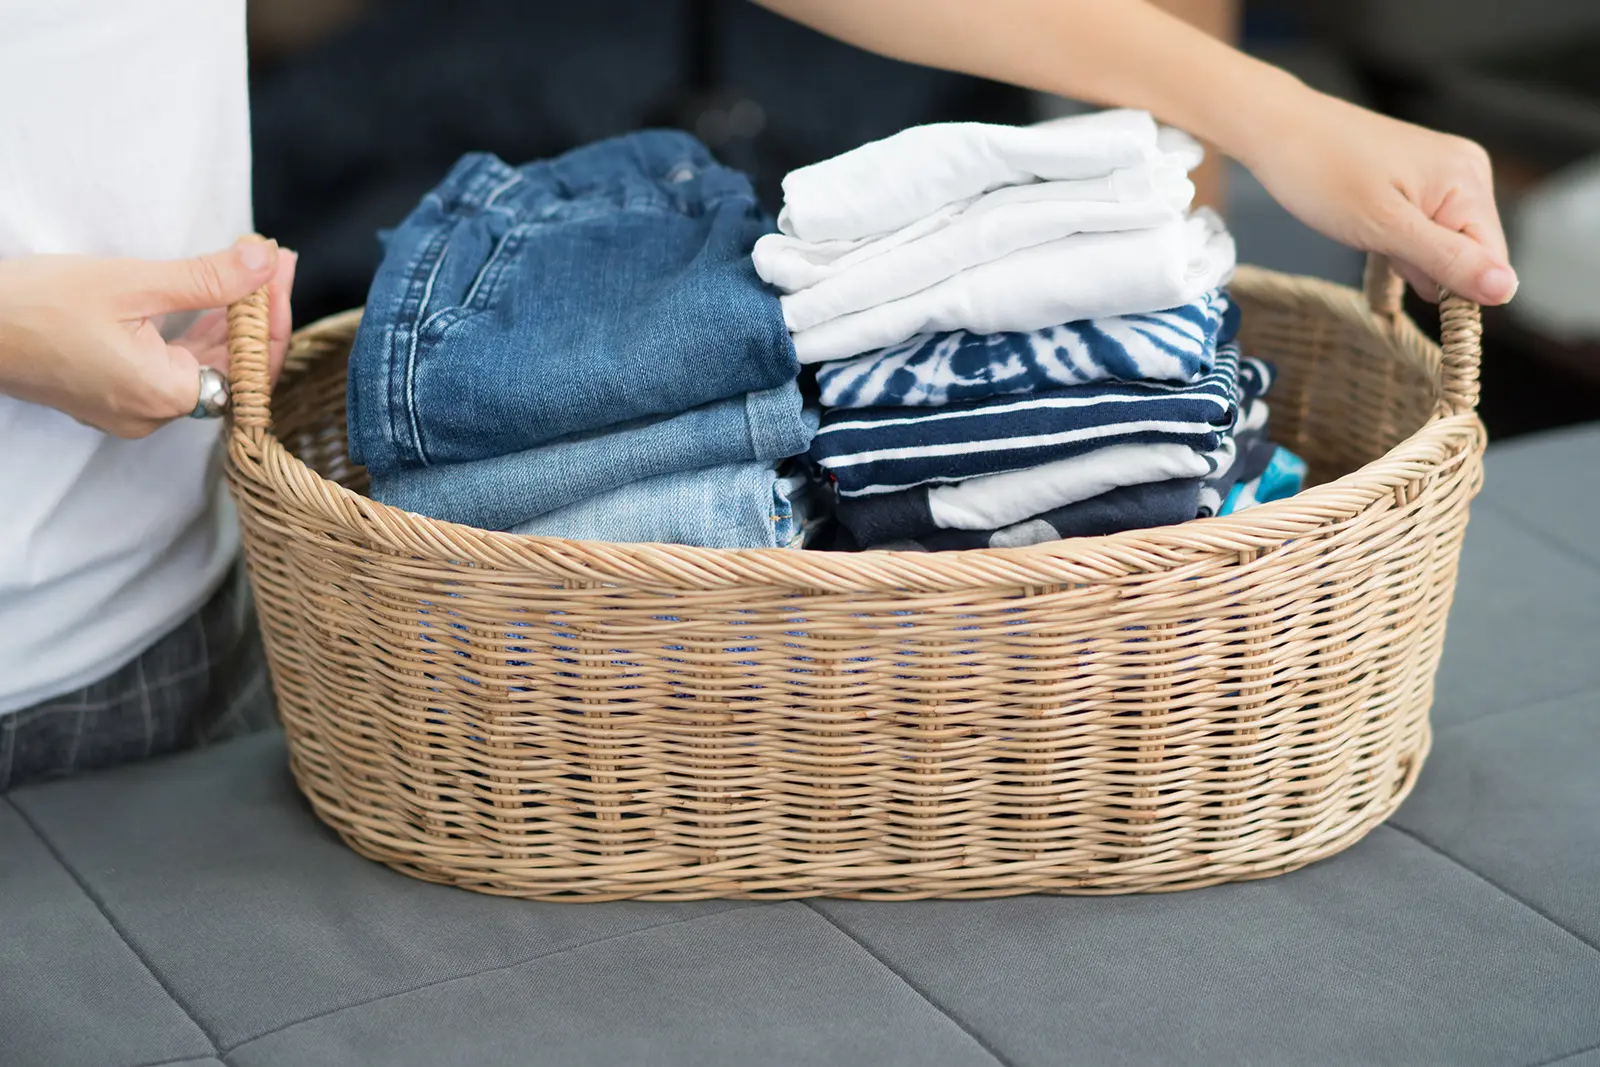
[118,236,280,317]
[1388,206,1518,305]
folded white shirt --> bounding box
[790,210,1237,364]
[777,109,1189,243]
[755,164,1194,333]
[927,439,1225,532]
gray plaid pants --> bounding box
[0,567,277,792]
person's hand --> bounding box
[0,236,297,438]
[1239,88,1516,306]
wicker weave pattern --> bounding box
[226,258,1484,900]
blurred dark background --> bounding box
[248,0,1600,442]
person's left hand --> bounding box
[0,235,299,437]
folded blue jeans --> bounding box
[348,132,798,477]
[510,462,817,549]
[372,383,817,531]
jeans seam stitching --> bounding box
[401,228,456,468]
[220,903,770,1054]
[5,794,223,1057]
[803,901,1015,1067]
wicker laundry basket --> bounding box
[224,253,1484,901]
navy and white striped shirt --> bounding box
[811,342,1269,498]
[816,289,1236,409]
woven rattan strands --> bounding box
[224,253,1485,900]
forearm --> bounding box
[752,0,1310,170]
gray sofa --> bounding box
[6,425,1599,1067]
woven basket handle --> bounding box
[1363,252,1481,415]
[225,283,273,433]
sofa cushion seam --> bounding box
[1388,822,1600,957]
[1435,681,1600,737]
[1477,498,1600,576]
[221,902,772,1054]
[5,794,223,1057]
[1526,1034,1600,1067]
[803,901,1015,1067]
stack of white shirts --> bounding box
[748,110,1312,554]
[752,108,1236,365]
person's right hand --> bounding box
[0,235,297,438]
[1238,88,1517,307]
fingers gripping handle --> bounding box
[1363,252,1481,416]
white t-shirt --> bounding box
[0,0,253,713]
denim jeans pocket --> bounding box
[460,223,532,313]
[416,223,532,340]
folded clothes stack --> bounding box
[344,131,819,549]
[343,117,1304,554]
[753,109,1307,550]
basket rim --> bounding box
[225,265,1486,594]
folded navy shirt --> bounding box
[832,384,1275,548]
[880,427,1280,551]
[347,132,799,478]
[878,479,1204,552]
[810,343,1262,498]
